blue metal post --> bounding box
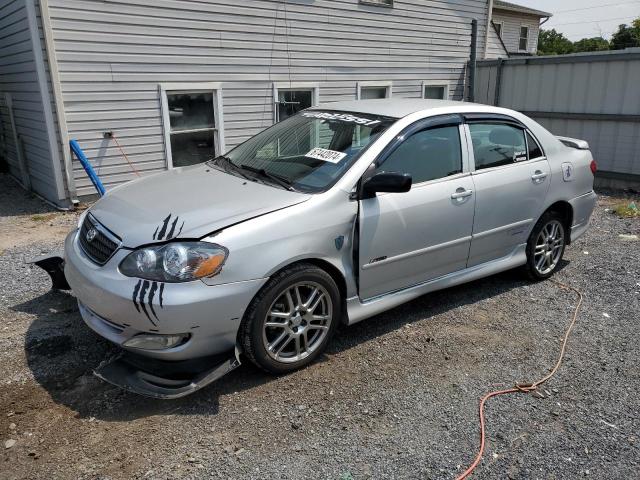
[70,139,105,196]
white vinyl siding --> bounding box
[491,10,540,55]
[41,0,490,196]
[485,22,509,59]
[0,0,63,202]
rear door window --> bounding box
[526,131,544,159]
[469,123,527,170]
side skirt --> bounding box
[345,244,527,325]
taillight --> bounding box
[590,160,597,175]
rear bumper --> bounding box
[64,230,268,360]
[569,190,597,243]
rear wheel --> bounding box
[523,211,566,280]
[239,263,341,374]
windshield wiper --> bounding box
[239,164,296,191]
[209,155,251,179]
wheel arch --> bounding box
[260,257,350,323]
[544,200,574,244]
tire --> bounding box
[523,210,567,281]
[239,263,341,374]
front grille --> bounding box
[78,213,121,265]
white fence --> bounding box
[474,48,640,188]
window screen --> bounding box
[378,126,462,184]
[277,90,313,122]
[424,85,446,100]
[360,86,388,99]
[166,92,216,167]
[527,131,543,159]
[519,26,529,51]
[469,123,527,170]
[495,22,503,38]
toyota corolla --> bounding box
[53,99,597,398]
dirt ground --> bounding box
[1,173,639,479]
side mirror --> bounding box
[361,171,412,198]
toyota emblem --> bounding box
[86,228,98,243]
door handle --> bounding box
[451,188,473,200]
[531,171,548,183]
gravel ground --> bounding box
[1,174,639,479]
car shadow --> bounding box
[14,260,569,421]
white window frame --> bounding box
[421,81,450,100]
[519,25,530,52]
[356,81,392,100]
[159,82,225,169]
[273,82,320,123]
[494,21,504,39]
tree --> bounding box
[573,37,610,53]
[538,29,574,55]
[610,20,640,50]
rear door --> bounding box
[358,116,475,299]
[466,118,551,266]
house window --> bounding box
[273,83,319,122]
[160,83,225,168]
[494,21,503,38]
[360,0,393,7]
[519,26,529,51]
[422,81,449,100]
[357,81,392,100]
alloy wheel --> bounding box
[262,282,333,363]
[533,219,564,275]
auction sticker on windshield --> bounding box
[305,148,347,163]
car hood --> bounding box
[88,164,310,248]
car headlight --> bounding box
[119,242,228,282]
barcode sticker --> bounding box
[305,148,347,164]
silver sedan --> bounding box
[61,99,597,398]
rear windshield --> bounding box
[216,110,395,193]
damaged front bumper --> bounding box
[29,233,261,399]
[28,254,70,290]
[94,347,242,399]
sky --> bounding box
[515,0,640,40]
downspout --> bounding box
[39,0,78,205]
[469,19,478,102]
[484,0,494,59]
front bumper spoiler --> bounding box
[28,254,70,290]
[94,347,242,399]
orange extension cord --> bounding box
[112,134,141,177]
[456,279,584,479]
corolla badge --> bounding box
[86,228,98,242]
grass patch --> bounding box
[30,213,57,222]
[611,201,640,218]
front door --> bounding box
[466,122,551,266]
[358,121,475,300]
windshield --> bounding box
[214,110,395,192]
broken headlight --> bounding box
[119,242,228,282]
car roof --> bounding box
[313,98,483,119]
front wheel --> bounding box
[523,211,567,280]
[239,263,341,374]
